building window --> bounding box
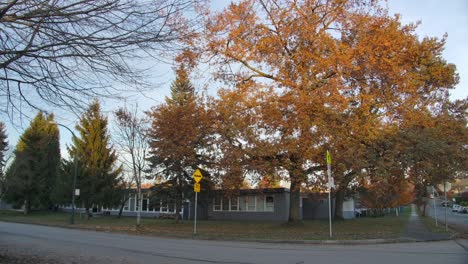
[168,201,175,212]
[123,198,129,211]
[150,199,160,212]
[230,197,239,211]
[129,198,135,211]
[213,197,222,211]
[246,196,256,211]
[213,197,240,211]
[222,197,230,211]
[161,200,168,212]
[265,196,274,212]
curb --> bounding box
[0,220,457,245]
[197,237,454,245]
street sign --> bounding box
[75,189,80,196]
[194,183,200,193]
[193,169,203,183]
[437,182,452,192]
[326,151,331,164]
[328,177,335,189]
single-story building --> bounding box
[187,188,355,221]
[62,187,356,221]
[61,188,184,218]
[203,188,290,221]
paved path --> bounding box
[402,204,452,241]
[1,221,467,264]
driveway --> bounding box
[1,221,467,264]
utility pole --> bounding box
[50,122,78,224]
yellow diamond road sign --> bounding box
[326,151,331,165]
[193,169,203,183]
[194,183,201,193]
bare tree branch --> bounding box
[0,0,205,120]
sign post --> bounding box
[192,169,203,235]
[432,186,438,227]
[438,182,451,232]
[326,150,333,239]
[444,181,448,232]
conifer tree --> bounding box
[147,65,213,221]
[5,113,60,214]
[70,100,121,217]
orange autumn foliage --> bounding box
[198,0,458,221]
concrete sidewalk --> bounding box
[401,204,452,241]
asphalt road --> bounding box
[426,199,468,233]
[0,221,467,264]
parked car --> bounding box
[441,201,451,207]
[457,206,467,214]
[452,204,461,212]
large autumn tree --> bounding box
[147,65,213,221]
[203,0,458,221]
[4,112,60,214]
[70,100,122,217]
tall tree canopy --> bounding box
[397,100,468,213]
[147,65,213,221]
[0,0,205,119]
[202,0,459,221]
[70,100,121,216]
[4,112,60,214]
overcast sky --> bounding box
[3,0,467,158]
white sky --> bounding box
[3,0,467,159]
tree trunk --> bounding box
[174,195,182,222]
[288,179,301,223]
[136,185,141,227]
[334,189,344,220]
[118,203,125,218]
[23,199,29,215]
[118,195,129,218]
[85,207,91,220]
[174,180,183,223]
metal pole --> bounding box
[432,186,437,227]
[71,156,77,224]
[50,122,78,225]
[193,191,198,235]
[444,182,448,231]
[327,162,332,239]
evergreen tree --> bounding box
[70,100,121,217]
[0,122,8,199]
[147,65,213,221]
[5,113,60,214]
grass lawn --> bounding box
[419,214,455,234]
[415,207,454,235]
[0,208,410,241]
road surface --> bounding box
[426,198,468,233]
[0,221,467,264]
